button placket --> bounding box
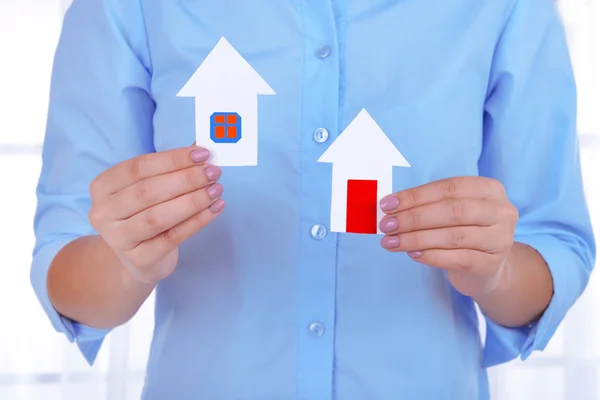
[296,3,341,399]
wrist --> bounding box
[118,258,158,290]
[472,242,552,328]
[101,239,157,290]
[472,255,513,309]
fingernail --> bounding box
[380,195,399,211]
[381,236,400,249]
[209,199,225,213]
[408,251,423,258]
[207,183,223,199]
[204,165,222,181]
[380,217,398,233]
[191,148,210,163]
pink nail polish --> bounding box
[204,165,222,181]
[380,195,399,211]
[380,217,398,233]
[191,148,210,163]
[408,251,423,258]
[381,236,399,249]
[209,199,225,213]
[207,183,223,199]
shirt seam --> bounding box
[484,0,521,100]
[137,0,154,76]
[331,1,347,397]
[295,2,307,399]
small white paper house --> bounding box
[177,37,275,167]
[318,109,411,234]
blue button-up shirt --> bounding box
[31,0,596,399]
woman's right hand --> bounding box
[88,145,224,284]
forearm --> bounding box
[47,235,155,330]
[473,242,553,328]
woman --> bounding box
[32,0,595,398]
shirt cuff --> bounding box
[30,238,111,365]
[482,233,590,367]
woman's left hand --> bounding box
[379,176,519,298]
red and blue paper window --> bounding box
[210,112,242,143]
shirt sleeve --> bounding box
[30,0,154,365]
[479,0,596,367]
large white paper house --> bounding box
[177,37,275,166]
[318,109,411,234]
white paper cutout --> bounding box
[318,109,411,234]
[177,37,275,166]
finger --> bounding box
[126,199,225,267]
[119,183,224,247]
[406,248,494,273]
[379,177,506,214]
[90,145,211,201]
[105,164,222,220]
[379,199,499,235]
[380,226,499,253]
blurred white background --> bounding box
[0,0,598,399]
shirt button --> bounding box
[313,128,329,143]
[311,224,327,240]
[308,322,325,338]
[317,45,331,59]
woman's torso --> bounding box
[139,1,513,398]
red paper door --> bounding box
[346,179,378,234]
